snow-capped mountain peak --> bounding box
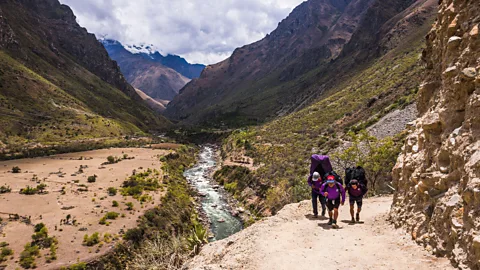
[124,43,164,56]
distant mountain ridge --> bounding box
[101,39,204,101]
[102,39,205,79]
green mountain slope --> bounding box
[0,0,170,150]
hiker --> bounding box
[309,172,326,217]
[346,179,367,223]
[320,175,345,228]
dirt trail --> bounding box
[186,196,454,270]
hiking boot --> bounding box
[351,217,356,223]
[313,214,318,218]
[356,213,360,222]
[332,220,339,229]
[321,209,326,217]
[327,218,333,225]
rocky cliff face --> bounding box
[390,0,480,268]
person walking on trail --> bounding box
[320,175,345,228]
[346,179,367,223]
[309,172,326,217]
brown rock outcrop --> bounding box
[390,0,480,268]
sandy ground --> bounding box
[185,196,455,270]
[0,148,168,269]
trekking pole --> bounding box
[386,183,396,192]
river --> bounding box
[184,146,243,241]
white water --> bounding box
[184,146,242,241]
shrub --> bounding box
[0,246,13,262]
[123,228,144,244]
[125,202,134,210]
[107,187,117,196]
[34,223,45,232]
[107,155,115,164]
[112,200,119,207]
[0,185,11,194]
[138,194,152,203]
[20,185,38,195]
[65,262,87,270]
[32,225,57,248]
[19,244,40,268]
[83,232,100,246]
[37,183,47,193]
[105,212,119,220]
[46,243,57,262]
[121,186,143,196]
[87,175,97,183]
[99,217,107,225]
[12,166,21,173]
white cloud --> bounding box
[59,0,305,64]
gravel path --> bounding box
[185,196,454,270]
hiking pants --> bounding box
[312,190,326,215]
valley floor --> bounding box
[185,196,454,270]
[0,148,167,269]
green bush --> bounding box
[0,246,13,262]
[87,175,97,183]
[107,155,115,164]
[224,182,238,193]
[46,243,57,262]
[112,200,119,207]
[12,166,21,173]
[19,244,40,268]
[37,183,47,193]
[34,223,45,232]
[0,185,11,194]
[107,187,117,196]
[105,212,119,220]
[83,232,100,246]
[66,262,87,270]
[20,185,38,195]
[125,202,134,210]
[99,217,107,225]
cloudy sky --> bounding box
[60,0,305,65]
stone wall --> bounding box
[390,0,480,269]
